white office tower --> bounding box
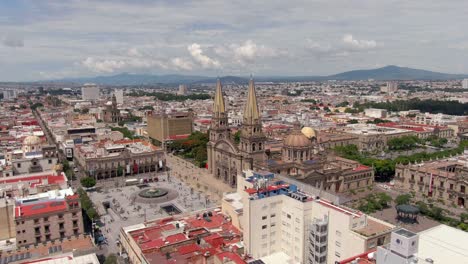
[2,90,17,100]
[462,79,468,89]
[81,83,100,100]
[113,89,124,104]
[177,84,188,95]
[376,229,421,264]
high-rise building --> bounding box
[2,90,17,100]
[225,171,394,264]
[177,84,188,95]
[146,112,193,145]
[462,79,468,89]
[81,83,100,101]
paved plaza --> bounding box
[87,172,217,255]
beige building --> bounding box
[74,139,165,180]
[395,153,468,207]
[14,188,84,247]
[147,112,193,144]
[223,171,394,264]
[343,124,415,152]
[0,198,15,241]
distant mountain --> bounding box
[46,65,468,85]
[56,73,210,85]
[327,65,467,81]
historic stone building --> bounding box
[207,80,374,193]
[395,155,468,207]
[207,79,266,187]
[102,94,121,123]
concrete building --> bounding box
[147,112,193,145]
[462,78,468,89]
[380,82,398,94]
[371,225,468,264]
[0,198,15,241]
[364,109,388,119]
[113,89,124,104]
[177,84,188,95]
[81,83,100,101]
[13,188,84,247]
[229,171,394,264]
[2,90,17,101]
[395,151,468,207]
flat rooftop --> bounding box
[417,224,468,263]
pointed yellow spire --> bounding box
[213,78,225,114]
[243,78,260,124]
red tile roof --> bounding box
[15,200,67,218]
[0,174,67,187]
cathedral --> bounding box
[207,79,375,193]
[207,78,266,187]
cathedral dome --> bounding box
[23,135,41,146]
[301,127,316,139]
[284,131,312,148]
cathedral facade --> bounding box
[207,79,266,187]
[206,79,374,193]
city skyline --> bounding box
[1,0,468,82]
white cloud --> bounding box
[171,57,193,71]
[127,47,142,57]
[342,34,377,50]
[81,57,126,73]
[231,40,277,63]
[187,43,220,69]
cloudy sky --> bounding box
[1,0,468,81]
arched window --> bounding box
[252,143,256,151]
[259,143,262,150]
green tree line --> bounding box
[355,98,468,115]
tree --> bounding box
[87,207,98,220]
[62,160,70,172]
[117,166,124,176]
[104,254,117,264]
[234,131,241,144]
[347,119,359,124]
[81,177,97,188]
[376,193,392,208]
[395,194,412,205]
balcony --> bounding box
[409,179,415,184]
[35,231,41,236]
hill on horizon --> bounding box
[43,65,468,85]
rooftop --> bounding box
[124,208,244,264]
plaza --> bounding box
[87,171,217,255]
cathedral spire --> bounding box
[213,78,225,115]
[243,78,260,124]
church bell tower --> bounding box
[240,78,266,169]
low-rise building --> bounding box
[119,208,245,264]
[13,188,84,247]
[74,139,165,180]
[395,152,468,207]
